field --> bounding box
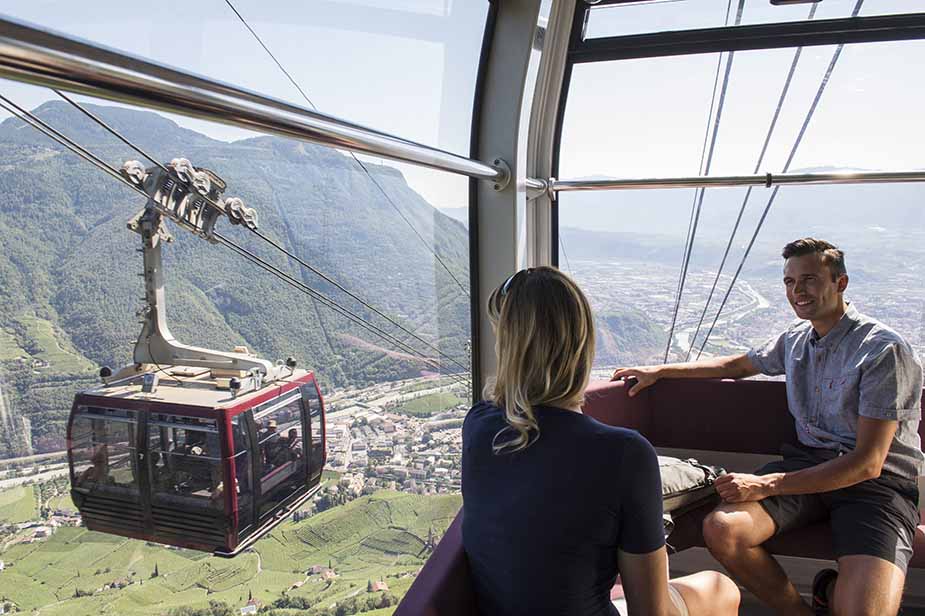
[0,485,37,523]
[14,314,95,374]
[397,377,456,395]
[0,487,461,615]
[394,392,467,417]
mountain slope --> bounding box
[0,102,470,456]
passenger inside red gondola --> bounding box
[462,267,740,616]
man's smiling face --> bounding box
[783,253,847,323]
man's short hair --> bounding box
[782,238,846,280]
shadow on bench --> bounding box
[395,378,925,616]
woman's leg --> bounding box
[669,570,740,616]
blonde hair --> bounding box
[484,266,595,454]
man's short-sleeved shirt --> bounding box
[462,401,665,616]
[748,303,924,479]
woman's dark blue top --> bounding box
[461,400,665,616]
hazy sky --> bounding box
[1,0,923,213]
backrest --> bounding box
[583,378,925,453]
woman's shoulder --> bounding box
[580,413,652,443]
[575,416,658,464]
[463,400,503,433]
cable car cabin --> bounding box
[66,366,326,557]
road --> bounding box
[0,465,69,490]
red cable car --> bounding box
[68,364,325,556]
[67,159,326,556]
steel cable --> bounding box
[686,3,818,360]
[695,0,864,357]
[213,233,471,386]
[224,0,471,298]
[663,0,742,363]
[48,91,468,374]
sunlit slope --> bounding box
[0,489,460,615]
[0,101,470,455]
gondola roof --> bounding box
[78,365,314,411]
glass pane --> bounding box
[558,38,925,372]
[1,0,475,598]
[148,414,224,509]
[301,382,325,473]
[231,416,255,533]
[70,407,138,493]
[1,1,488,156]
[561,40,925,180]
[255,394,307,519]
[587,1,922,40]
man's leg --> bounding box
[830,555,905,616]
[825,474,918,616]
[703,502,813,616]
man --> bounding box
[613,238,922,616]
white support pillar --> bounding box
[471,0,551,397]
[527,0,577,268]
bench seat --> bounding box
[395,378,925,615]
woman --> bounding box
[461,267,739,616]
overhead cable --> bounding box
[213,233,471,386]
[696,0,864,357]
[223,0,470,298]
[53,89,170,175]
[686,2,818,360]
[50,91,468,375]
[1,94,469,383]
[663,0,742,363]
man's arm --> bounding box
[715,416,897,502]
[612,353,759,397]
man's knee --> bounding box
[702,510,746,557]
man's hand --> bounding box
[714,473,780,503]
[611,366,661,396]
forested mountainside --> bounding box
[0,102,470,456]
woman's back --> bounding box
[462,400,665,616]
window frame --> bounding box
[551,5,925,266]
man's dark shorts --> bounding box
[756,444,920,572]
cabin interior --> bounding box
[1,0,925,614]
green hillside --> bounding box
[0,102,470,457]
[595,309,666,366]
[0,489,460,615]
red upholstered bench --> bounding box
[581,379,925,568]
[395,378,925,615]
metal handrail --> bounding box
[0,15,505,183]
[550,169,925,192]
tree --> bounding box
[151,563,159,578]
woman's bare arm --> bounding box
[618,546,675,616]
